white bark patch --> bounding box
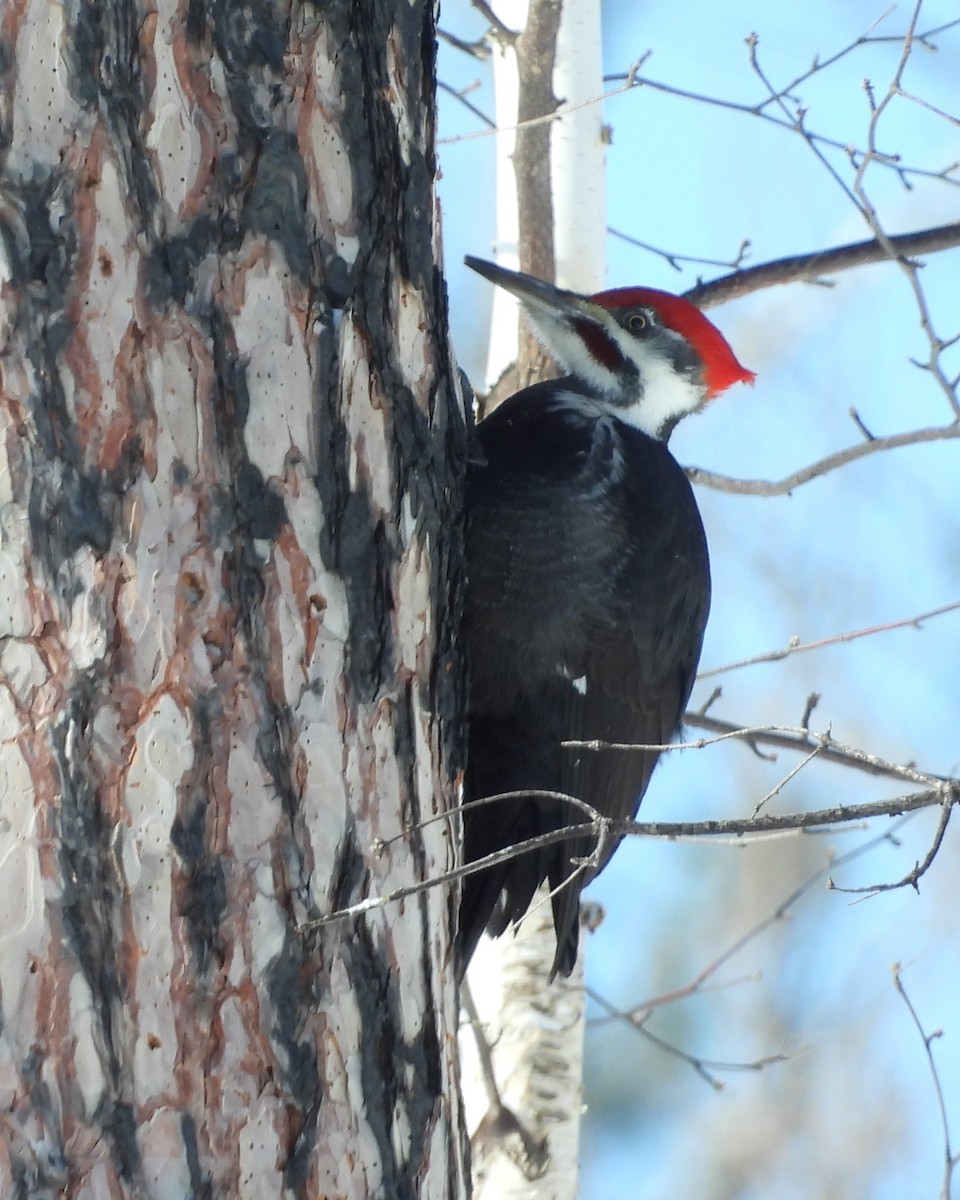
[146,325,208,479]
[0,403,18,507]
[386,29,414,168]
[9,0,79,175]
[234,251,313,480]
[341,316,393,515]
[0,641,48,706]
[465,902,586,1200]
[0,691,44,1056]
[125,697,192,1106]
[316,959,387,1197]
[0,538,37,639]
[226,735,284,864]
[74,152,142,447]
[212,999,283,1194]
[248,862,286,979]
[238,1097,285,1198]
[118,488,200,692]
[393,279,431,399]
[305,116,355,244]
[306,30,359,261]
[138,1107,193,1200]
[271,549,308,705]
[69,973,109,1117]
[144,10,204,225]
[0,416,36,637]
[297,681,349,906]
[75,1159,117,1200]
[396,505,431,677]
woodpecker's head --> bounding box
[466,256,755,440]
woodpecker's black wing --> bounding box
[461,382,710,977]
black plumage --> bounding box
[460,382,710,977]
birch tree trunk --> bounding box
[462,2,605,1197]
[0,3,467,1197]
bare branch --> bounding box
[747,31,866,211]
[618,786,957,842]
[848,5,960,417]
[898,86,960,127]
[608,227,751,273]
[584,820,921,1086]
[437,27,492,60]
[471,0,517,43]
[698,599,960,679]
[684,222,960,309]
[302,780,959,937]
[829,796,952,895]
[751,744,822,817]
[438,79,497,129]
[438,62,648,145]
[753,8,898,113]
[892,966,958,1200]
[602,69,960,190]
[586,987,785,1090]
[576,716,946,787]
[686,420,960,496]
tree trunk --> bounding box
[0,3,467,1196]
[462,3,605,1197]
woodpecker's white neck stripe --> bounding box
[622,351,704,439]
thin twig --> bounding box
[608,227,751,273]
[574,717,946,787]
[438,79,497,129]
[751,744,822,817]
[753,8,898,113]
[585,821,914,1085]
[829,796,952,895]
[747,31,864,211]
[471,0,516,43]
[438,60,648,145]
[616,785,956,842]
[892,965,958,1200]
[586,987,785,1090]
[698,600,960,679]
[686,420,960,496]
[437,27,492,60]
[597,814,912,1014]
[601,69,960,190]
[848,2,960,419]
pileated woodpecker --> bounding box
[460,256,754,979]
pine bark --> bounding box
[0,2,466,1197]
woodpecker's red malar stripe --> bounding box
[572,317,625,370]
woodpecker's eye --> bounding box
[625,310,653,335]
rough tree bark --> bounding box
[0,3,466,1197]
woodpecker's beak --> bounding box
[465,256,590,321]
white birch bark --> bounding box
[463,2,606,1198]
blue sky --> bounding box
[439,3,960,1195]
